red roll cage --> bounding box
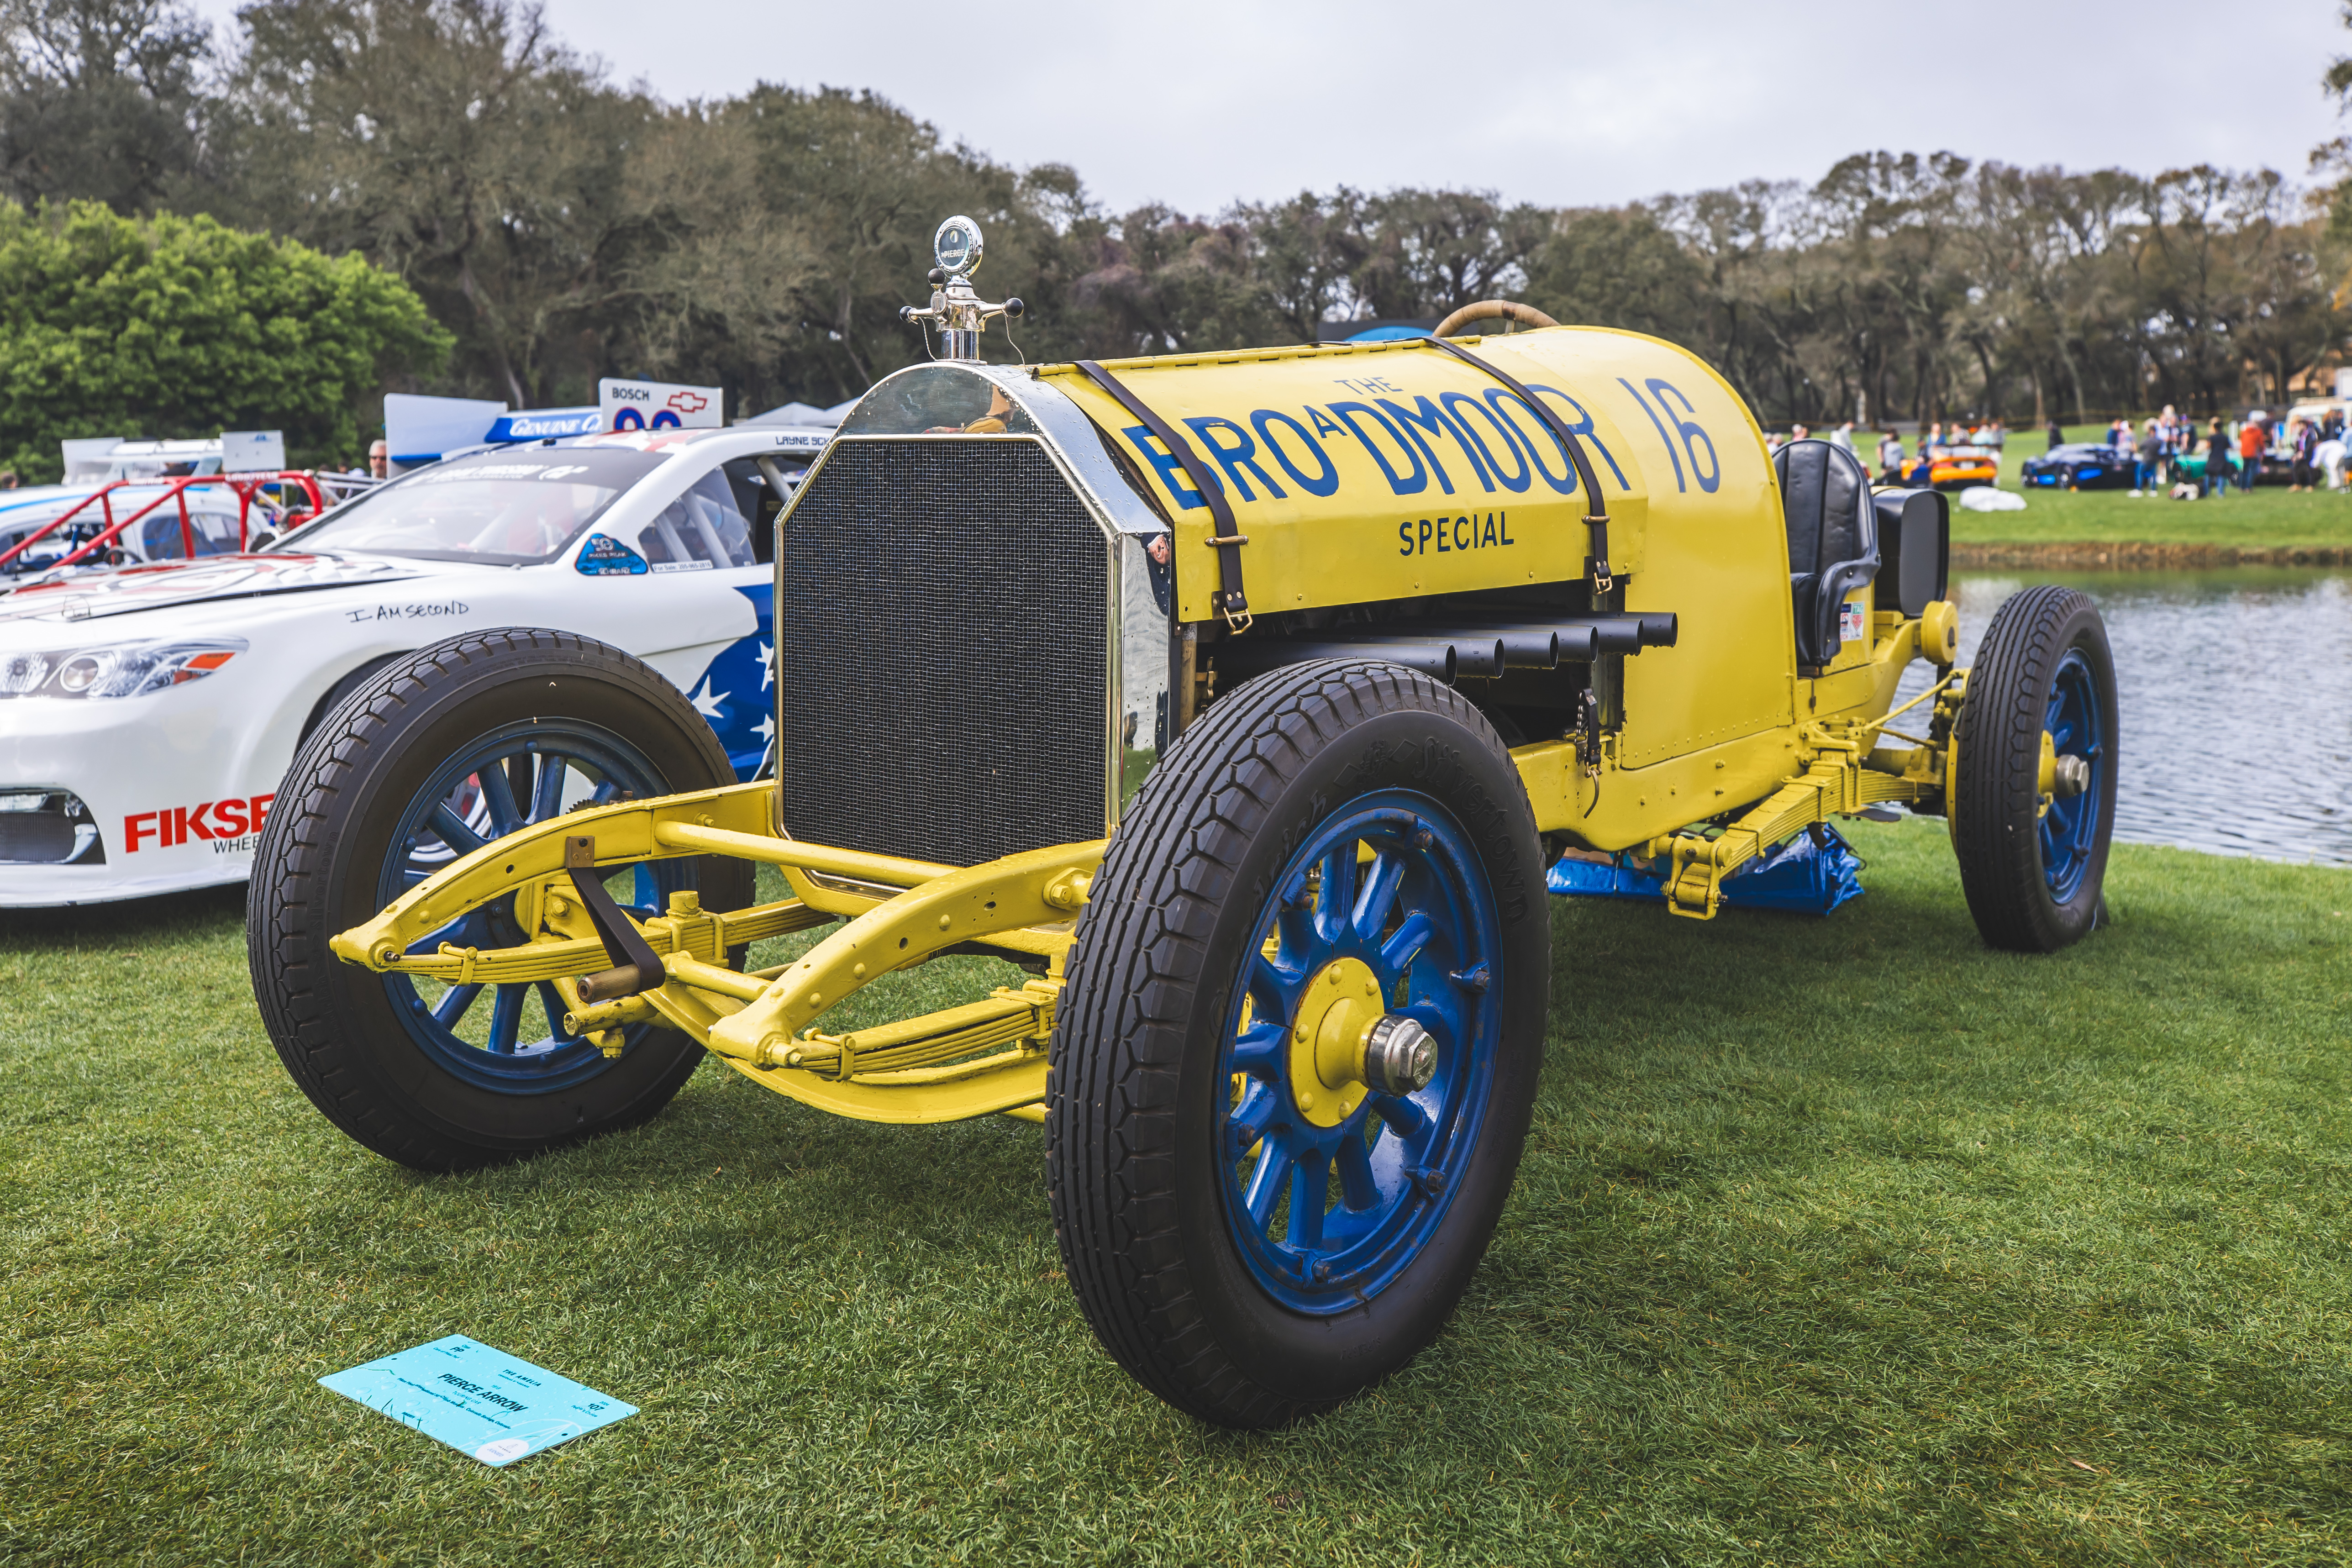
[0,470,352,574]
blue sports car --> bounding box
[2019,443,2140,490]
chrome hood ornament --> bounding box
[899,215,1024,363]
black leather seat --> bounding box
[1774,439,1879,669]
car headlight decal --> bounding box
[0,637,246,699]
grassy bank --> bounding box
[1952,486,2352,555]
[5,823,2351,1565]
[1881,424,2352,557]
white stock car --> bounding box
[0,425,825,907]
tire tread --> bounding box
[247,627,739,1172]
[1047,658,1520,1426]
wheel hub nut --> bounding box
[2051,754,2090,798]
[1361,1016,1436,1095]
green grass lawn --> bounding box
[6,826,2351,1565]
[1933,425,2352,552]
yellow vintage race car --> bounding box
[248,216,2118,1429]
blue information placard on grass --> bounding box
[319,1335,636,1466]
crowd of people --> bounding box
[2092,404,2345,497]
[1768,407,2351,498]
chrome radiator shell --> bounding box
[770,365,1174,866]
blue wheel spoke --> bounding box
[1274,904,1321,971]
[431,982,484,1027]
[1353,848,1407,940]
[1231,1021,1287,1079]
[1229,1079,1281,1152]
[529,755,568,822]
[537,981,579,1041]
[429,802,487,857]
[1316,843,1359,940]
[1379,909,1435,973]
[1285,1152,1329,1251]
[632,863,660,912]
[477,763,523,837]
[486,984,527,1054]
[1243,1143,1294,1230]
[1400,1000,1453,1039]
[1371,1093,1431,1142]
[1247,950,1300,1021]
[1334,1133,1379,1211]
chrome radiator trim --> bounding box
[770,405,1172,863]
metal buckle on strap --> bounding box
[1419,335,1618,595]
[1584,515,1613,595]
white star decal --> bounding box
[753,712,775,745]
[689,678,727,720]
[759,640,774,691]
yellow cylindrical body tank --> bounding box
[1044,328,1812,834]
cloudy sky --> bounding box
[200,0,2352,212]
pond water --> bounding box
[1892,568,2352,866]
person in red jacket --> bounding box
[2238,415,2268,493]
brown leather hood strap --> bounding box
[1417,335,1615,595]
[1075,359,1251,628]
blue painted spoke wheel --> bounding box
[1049,659,1549,1428]
[2036,648,2107,905]
[379,721,693,1094]
[1218,796,1498,1313]
[248,629,752,1172]
[1952,585,2119,952]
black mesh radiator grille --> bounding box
[778,439,1109,867]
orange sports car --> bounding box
[1927,444,2000,490]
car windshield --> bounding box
[287,448,667,565]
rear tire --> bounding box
[1952,586,2118,952]
[1047,659,1549,1427]
[247,628,752,1172]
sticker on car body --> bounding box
[576,534,648,575]
[1840,601,1867,642]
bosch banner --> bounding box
[598,379,723,433]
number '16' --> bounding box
[1618,377,1720,495]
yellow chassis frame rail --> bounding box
[1650,673,1965,918]
[331,670,1974,1121]
[331,779,1102,1124]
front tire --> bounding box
[1047,659,1550,1427]
[247,628,752,1172]
[1952,586,2118,952]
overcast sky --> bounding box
[199,0,2352,212]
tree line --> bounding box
[5,0,2349,469]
